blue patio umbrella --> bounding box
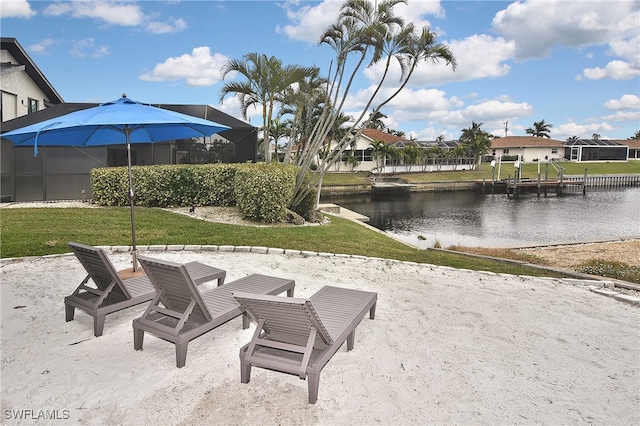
[1,95,231,271]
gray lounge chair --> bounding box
[133,255,295,368]
[65,242,226,337]
[232,286,377,403]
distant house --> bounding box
[562,139,629,162]
[490,136,564,163]
[622,139,640,160]
[330,129,412,172]
[1,37,257,202]
[330,130,476,173]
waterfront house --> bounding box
[622,139,640,160]
[329,129,411,173]
[331,130,475,173]
[1,38,256,202]
[490,136,564,163]
[563,138,631,162]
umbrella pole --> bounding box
[126,127,139,272]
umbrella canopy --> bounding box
[2,95,230,152]
[1,95,231,271]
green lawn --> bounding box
[4,161,637,279]
[0,207,569,278]
[320,161,640,185]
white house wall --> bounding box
[496,147,562,162]
[0,51,49,121]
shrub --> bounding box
[234,163,296,223]
[91,164,238,208]
[91,167,129,206]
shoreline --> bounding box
[1,249,638,424]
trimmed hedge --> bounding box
[91,164,238,207]
[90,163,299,222]
[234,163,297,223]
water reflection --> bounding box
[327,187,640,248]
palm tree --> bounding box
[450,144,468,170]
[369,139,387,171]
[364,110,388,131]
[386,145,402,172]
[459,121,493,169]
[389,129,406,137]
[268,119,290,162]
[425,146,445,171]
[567,135,579,142]
[219,52,318,162]
[525,119,553,138]
[402,143,420,171]
[278,68,328,164]
[629,130,640,140]
[592,133,600,140]
[289,0,457,209]
[344,151,361,171]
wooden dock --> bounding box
[477,172,640,197]
[476,177,585,197]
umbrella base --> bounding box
[118,268,146,279]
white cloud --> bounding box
[492,0,640,61]
[278,0,343,43]
[42,1,186,33]
[553,121,616,140]
[608,35,640,64]
[603,94,640,110]
[378,88,458,124]
[0,0,35,18]
[460,100,532,123]
[29,38,55,54]
[139,46,229,87]
[44,1,145,26]
[70,38,109,58]
[579,60,640,80]
[363,34,514,87]
[145,18,187,34]
[218,95,261,125]
[601,110,640,122]
[279,0,444,43]
[392,0,444,31]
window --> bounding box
[349,149,372,162]
[28,98,38,114]
[503,148,510,154]
[551,148,558,154]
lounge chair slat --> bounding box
[65,242,226,337]
[233,286,377,403]
[133,255,295,368]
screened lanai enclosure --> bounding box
[563,139,628,162]
[1,103,257,202]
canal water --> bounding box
[326,187,640,248]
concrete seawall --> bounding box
[321,181,475,197]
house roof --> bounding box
[563,138,624,147]
[361,129,412,144]
[1,37,64,105]
[618,139,640,149]
[416,140,460,150]
[1,101,258,162]
[491,136,564,149]
[1,102,255,133]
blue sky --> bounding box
[2,0,639,141]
